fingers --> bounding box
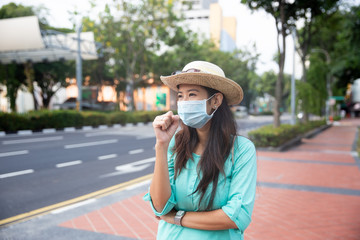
[167,115,179,132]
[153,111,176,131]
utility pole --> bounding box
[76,22,83,111]
[290,28,296,125]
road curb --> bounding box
[0,122,150,137]
[0,174,153,227]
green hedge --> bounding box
[0,110,168,132]
[248,120,326,148]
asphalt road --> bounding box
[0,124,157,220]
[0,114,291,220]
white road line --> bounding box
[51,199,96,214]
[3,136,63,145]
[129,149,144,155]
[64,139,118,149]
[131,157,156,165]
[56,160,82,168]
[99,157,155,178]
[0,150,29,158]
[0,169,34,179]
[98,154,117,160]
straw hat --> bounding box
[160,61,243,105]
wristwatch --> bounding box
[174,210,185,226]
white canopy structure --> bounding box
[0,16,100,64]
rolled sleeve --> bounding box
[143,137,177,216]
[222,139,257,232]
[143,185,177,216]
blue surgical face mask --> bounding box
[177,94,217,129]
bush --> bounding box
[108,112,128,125]
[27,110,84,130]
[81,112,108,127]
[248,120,326,148]
[0,113,30,132]
[0,110,170,132]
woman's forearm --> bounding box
[149,143,172,213]
[161,209,237,230]
[182,209,237,230]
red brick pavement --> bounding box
[59,119,360,239]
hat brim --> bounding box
[160,72,243,105]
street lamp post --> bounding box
[76,22,83,111]
[311,48,332,122]
[290,28,296,125]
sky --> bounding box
[0,0,358,78]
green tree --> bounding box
[241,0,295,127]
[33,61,74,109]
[294,0,340,122]
[0,64,26,112]
[83,0,180,111]
[332,5,360,88]
[307,5,360,115]
[152,31,259,109]
[251,70,291,111]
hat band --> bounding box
[171,68,204,76]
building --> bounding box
[178,0,237,52]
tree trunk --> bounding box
[273,1,286,128]
[3,67,17,112]
[42,90,53,109]
[24,62,38,110]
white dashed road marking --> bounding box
[56,160,82,168]
[3,136,63,145]
[64,139,118,149]
[98,154,117,160]
[0,150,29,158]
[0,169,34,179]
[129,149,144,155]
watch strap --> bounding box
[174,210,185,226]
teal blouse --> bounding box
[143,135,257,240]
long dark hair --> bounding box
[173,86,238,210]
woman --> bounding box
[144,61,257,240]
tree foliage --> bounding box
[33,61,74,108]
[80,0,181,110]
[306,5,360,112]
[152,31,259,108]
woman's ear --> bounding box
[212,93,223,109]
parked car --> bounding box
[232,105,248,118]
[56,98,116,111]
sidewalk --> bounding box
[1,118,360,240]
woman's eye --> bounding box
[177,95,183,99]
[189,93,196,97]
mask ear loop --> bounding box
[207,94,219,116]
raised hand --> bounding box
[153,111,180,146]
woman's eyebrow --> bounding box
[177,89,200,94]
[187,89,200,92]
